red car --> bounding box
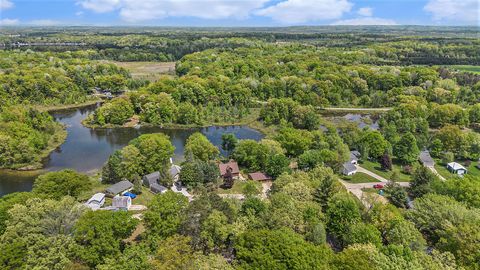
[373,184,384,189]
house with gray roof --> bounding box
[419,150,434,168]
[105,180,133,196]
[112,195,131,210]
[342,162,357,176]
[143,171,168,194]
[447,162,467,176]
[84,193,105,210]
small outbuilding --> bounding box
[219,161,240,179]
[447,162,467,175]
[248,172,272,181]
[85,193,106,210]
[169,164,182,182]
[112,195,132,210]
[342,162,357,176]
[105,180,133,196]
[419,150,435,168]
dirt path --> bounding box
[428,166,446,181]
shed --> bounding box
[447,162,467,175]
[143,171,160,187]
[150,183,168,194]
[219,161,240,179]
[419,150,434,168]
[105,180,133,196]
[342,162,357,176]
[112,195,131,210]
[248,172,272,181]
[85,193,106,210]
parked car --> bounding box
[373,184,384,189]
[123,192,137,199]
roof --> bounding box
[343,162,357,173]
[106,180,133,195]
[351,150,361,158]
[419,151,434,167]
[248,172,272,181]
[112,195,131,208]
[143,171,160,182]
[87,193,105,204]
[447,162,466,171]
[219,161,239,176]
[150,183,168,193]
[169,164,181,178]
[350,152,358,161]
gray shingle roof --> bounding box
[106,180,133,195]
[343,162,357,174]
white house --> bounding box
[447,162,467,176]
[112,195,132,210]
[85,193,106,210]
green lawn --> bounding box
[343,172,380,183]
[448,65,480,74]
[360,160,412,182]
[216,180,262,195]
[133,186,156,206]
[435,159,480,179]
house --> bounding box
[84,193,105,210]
[342,162,357,176]
[143,171,168,194]
[419,150,434,168]
[447,162,467,175]
[169,164,182,182]
[219,161,240,179]
[248,172,272,181]
[112,195,131,210]
[105,180,133,196]
[349,151,360,164]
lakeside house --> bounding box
[447,162,467,175]
[342,162,357,176]
[112,195,132,210]
[248,172,272,182]
[84,193,105,210]
[219,161,240,179]
[105,180,133,196]
[143,171,168,194]
[419,150,435,168]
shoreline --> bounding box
[35,98,103,113]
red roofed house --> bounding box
[248,172,272,181]
[219,161,240,179]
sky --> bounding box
[0,0,479,27]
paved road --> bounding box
[356,165,389,182]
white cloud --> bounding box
[255,0,353,24]
[29,19,61,26]
[331,17,397,25]
[76,11,84,16]
[357,7,372,17]
[77,0,269,22]
[0,18,19,26]
[77,0,121,13]
[424,0,479,24]
[0,0,13,10]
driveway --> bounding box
[428,166,446,181]
[171,186,193,201]
[340,180,410,208]
[356,165,389,182]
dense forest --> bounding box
[0,27,480,270]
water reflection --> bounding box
[0,104,264,196]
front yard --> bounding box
[434,159,480,179]
[343,172,380,183]
[360,160,412,182]
[215,180,262,195]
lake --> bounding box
[0,103,264,196]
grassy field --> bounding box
[216,180,262,195]
[447,65,480,74]
[360,160,412,182]
[133,186,156,206]
[343,172,380,183]
[435,159,480,179]
[111,61,176,81]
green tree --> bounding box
[144,191,189,239]
[275,127,313,157]
[97,245,152,270]
[130,133,175,174]
[359,130,388,159]
[326,193,361,242]
[395,132,420,164]
[344,223,382,248]
[265,153,290,178]
[74,211,138,267]
[32,169,92,200]
[235,228,332,270]
[184,132,219,161]
[221,133,237,153]
[408,166,437,198]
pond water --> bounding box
[323,113,379,130]
[0,104,264,196]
